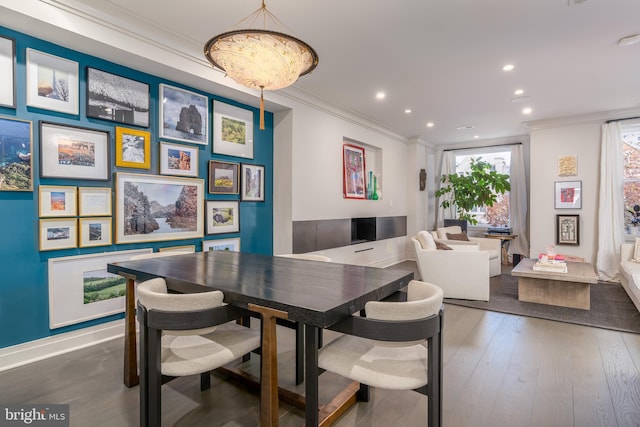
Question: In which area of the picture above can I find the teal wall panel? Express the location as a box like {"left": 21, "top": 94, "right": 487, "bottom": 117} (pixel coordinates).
{"left": 0, "top": 26, "right": 273, "bottom": 348}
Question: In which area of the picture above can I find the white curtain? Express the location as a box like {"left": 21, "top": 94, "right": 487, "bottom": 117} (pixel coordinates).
{"left": 508, "top": 145, "right": 530, "bottom": 257}
{"left": 596, "top": 122, "right": 625, "bottom": 282}
{"left": 436, "top": 150, "right": 456, "bottom": 228}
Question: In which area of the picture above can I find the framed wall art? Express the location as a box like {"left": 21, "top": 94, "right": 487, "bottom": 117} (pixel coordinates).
{"left": 0, "top": 35, "right": 16, "bottom": 108}
{"left": 115, "top": 173, "right": 204, "bottom": 243}
{"left": 212, "top": 100, "right": 254, "bottom": 159}
{"left": 206, "top": 200, "right": 240, "bottom": 235}
{"left": 554, "top": 180, "right": 581, "bottom": 209}
{"left": 0, "top": 116, "right": 33, "bottom": 191}
{"left": 47, "top": 248, "right": 152, "bottom": 329}
{"left": 159, "top": 142, "right": 199, "bottom": 177}
{"left": 343, "top": 143, "right": 366, "bottom": 199}
{"left": 159, "top": 84, "right": 208, "bottom": 145}
{"left": 78, "top": 187, "right": 111, "bottom": 216}
{"left": 556, "top": 214, "right": 579, "bottom": 245}
{"left": 40, "top": 122, "right": 110, "bottom": 181}
{"left": 26, "top": 48, "right": 79, "bottom": 115}
{"left": 115, "top": 127, "right": 150, "bottom": 169}
{"left": 208, "top": 160, "right": 239, "bottom": 194}
{"left": 87, "top": 67, "right": 150, "bottom": 127}
{"left": 241, "top": 163, "right": 264, "bottom": 201}
{"left": 159, "top": 245, "right": 195, "bottom": 253}
{"left": 203, "top": 237, "right": 240, "bottom": 252}
{"left": 39, "top": 218, "right": 77, "bottom": 251}
{"left": 558, "top": 155, "right": 577, "bottom": 177}
{"left": 39, "top": 185, "right": 77, "bottom": 217}
{"left": 79, "top": 217, "right": 112, "bottom": 248}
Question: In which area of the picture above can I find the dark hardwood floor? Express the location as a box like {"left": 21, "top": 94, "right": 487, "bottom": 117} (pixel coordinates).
{"left": 1, "top": 262, "right": 639, "bottom": 426}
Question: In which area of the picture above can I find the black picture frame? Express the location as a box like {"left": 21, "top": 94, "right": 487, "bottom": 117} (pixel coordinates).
{"left": 556, "top": 214, "right": 579, "bottom": 245}
{"left": 86, "top": 67, "right": 150, "bottom": 128}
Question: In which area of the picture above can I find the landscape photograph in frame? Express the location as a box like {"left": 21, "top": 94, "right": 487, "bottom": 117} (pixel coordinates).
{"left": 159, "top": 84, "right": 208, "bottom": 145}
{"left": 26, "top": 48, "right": 79, "bottom": 114}
{"left": 0, "top": 116, "right": 33, "bottom": 191}
{"left": 0, "top": 35, "right": 16, "bottom": 108}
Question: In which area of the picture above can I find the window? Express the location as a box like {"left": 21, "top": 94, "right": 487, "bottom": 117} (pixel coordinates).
{"left": 455, "top": 150, "right": 511, "bottom": 227}
{"left": 622, "top": 124, "right": 640, "bottom": 231}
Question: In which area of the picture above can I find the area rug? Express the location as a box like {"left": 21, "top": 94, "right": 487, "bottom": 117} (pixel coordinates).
{"left": 444, "top": 272, "right": 640, "bottom": 334}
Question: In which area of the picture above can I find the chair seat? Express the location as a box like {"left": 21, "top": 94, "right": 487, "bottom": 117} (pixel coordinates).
{"left": 161, "top": 323, "right": 260, "bottom": 377}
{"left": 318, "top": 334, "right": 428, "bottom": 390}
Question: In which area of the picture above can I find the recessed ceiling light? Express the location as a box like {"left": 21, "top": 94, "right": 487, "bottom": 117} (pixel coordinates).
{"left": 456, "top": 125, "right": 475, "bottom": 130}
{"left": 375, "top": 92, "right": 386, "bottom": 100}
{"left": 404, "top": 108, "right": 412, "bottom": 114}
{"left": 522, "top": 107, "right": 532, "bottom": 114}
{"left": 474, "top": 135, "right": 480, "bottom": 139}
{"left": 426, "top": 122, "right": 434, "bottom": 128}
{"left": 514, "top": 89, "right": 524, "bottom": 95}
{"left": 502, "top": 64, "right": 514, "bottom": 72}
{"left": 618, "top": 34, "right": 640, "bottom": 46}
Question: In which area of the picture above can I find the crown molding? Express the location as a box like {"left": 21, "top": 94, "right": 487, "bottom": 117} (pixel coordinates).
{"left": 523, "top": 107, "right": 640, "bottom": 130}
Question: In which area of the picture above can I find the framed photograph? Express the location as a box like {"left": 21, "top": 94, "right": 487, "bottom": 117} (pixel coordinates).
{"left": 0, "top": 116, "right": 33, "bottom": 191}
{"left": 115, "top": 127, "right": 150, "bottom": 169}
{"left": 209, "top": 160, "right": 239, "bottom": 194}
{"left": 116, "top": 173, "right": 204, "bottom": 243}
{"left": 241, "top": 163, "right": 265, "bottom": 201}
{"left": 554, "top": 180, "right": 581, "bottom": 209}
{"left": 212, "top": 100, "right": 254, "bottom": 159}
{"left": 558, "top": 155, "right": 577, "bottom": 177}
{"left": 47, "top": 248, "right": 152, "bottom": 328}
{"left": 0, "top": 35, "right": 16, "bottom": 108}
{"left": 159, "top": 84, "right": 208, "bottom": 145}
{"left": 26, "top": 48, "right": 79, "bottom": 115}
{"left": 343, "top": 143, "right": 366, "bottom": 199}
{"left": 159, "top": 245, "right": 195, "bottom": 253}
{"left": 40, "top": 122, "right": 110, "bottom": 181}
{"left": 87, "top": 67, "right": 150, "bottom": 127}
{"left": 159, "top": 142, "right": 199, "bottom": 177}
{"left": 79, "top": 217, "right": 112, "bottom": 248}
{"left": 203, "top": 237, "right": 240, "bottom": 252}
{"left": 78, "top": 187, "right": 111, "bottom": 216}
{"left": 206, "top": 200, "right": 240, "bottom": 235}
{"left": 39, "top": 218, "right": 77, "bottom": 251}
{"left": 39, "top": 185, "right": 77, "bottom": 217}
{"left": 556, "top": 214, "right": 579, "bottom": 245}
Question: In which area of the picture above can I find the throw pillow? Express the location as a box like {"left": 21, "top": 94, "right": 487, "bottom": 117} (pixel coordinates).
{"left": 446, "top": 232, "right": 470, "bottom": 241}
{"left": 436, "top": 225, "right": 462, "bottom": 239}
{"left": 633, "top": 237, "right": 640, "bottom": 263}
{"left": 435, "top": 241, "right": 453, "bottom": 250}
{"left": 416, "top": 231, "right": 437, "bottom": 250}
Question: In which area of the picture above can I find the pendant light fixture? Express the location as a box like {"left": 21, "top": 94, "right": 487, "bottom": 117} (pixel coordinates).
{"left": 204, "top": 1, "right": 319, "bottom": 130}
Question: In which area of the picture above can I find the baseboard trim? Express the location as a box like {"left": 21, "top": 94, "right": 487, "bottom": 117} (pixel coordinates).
{"left": 0, "top": 320, "right": 124, "bottom": 372}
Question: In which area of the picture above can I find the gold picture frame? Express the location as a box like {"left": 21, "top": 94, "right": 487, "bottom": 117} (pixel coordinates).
{"left": 39, "top": 218, "right": 77, "bottom": 251}
{"left": 79, "top": 217, "right": 112, "bottom": 247}
{"left": 38, "top": 185, "right": 77, "bottom": 217}
{"left": 115, "top": 127, "right": 151, "bottom": 169}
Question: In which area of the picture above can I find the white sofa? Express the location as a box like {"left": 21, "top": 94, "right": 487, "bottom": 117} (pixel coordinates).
{"left": 432, "top": 226, "right": 502, "bottom": 277}
{"left": 411, "top": 231, "right": 490, "bottom": 301}
{"left": 618, "top": 243, "right": 640, "bottom": 312}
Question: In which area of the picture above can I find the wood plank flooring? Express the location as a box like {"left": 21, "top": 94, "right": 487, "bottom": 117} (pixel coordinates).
{"left": 1, "top": 268, "right": 639, "bottom": 426}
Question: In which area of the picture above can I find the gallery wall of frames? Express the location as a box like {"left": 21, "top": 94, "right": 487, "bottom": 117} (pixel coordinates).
{"left": 0, "top": 26, "right": 274, "bottom": 348}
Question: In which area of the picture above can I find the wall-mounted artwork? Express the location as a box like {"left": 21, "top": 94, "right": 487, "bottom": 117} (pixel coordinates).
{"left": 206, "top": 200, "right": 240, "bottom": 235}
{"left": 78, "top": 187, "right": 111, "bottom": 216}
{"left": 212, "top": 100, "right": 254, "bottom": 159}
{"left": 556, "top": 214, "right": 579, "bottom": 245}
{"left": 39, "top": 185, "right": 77, "bottom": 217}
{"left": 79, "top": 217, "right": 112, "bottom": 247}
{"left": 159, "top": 245, "right": 195, "bottom": 253}
{"left": 0, "top": 35, "right": 16, "bottom": 108}
{"left": 343, "top": 143, "right": 366, "bottom": 199}
{"left": 40, "top": 122, "right": 110, "bottom": 181}
{"left": 159, "top": 142, "right": 199, "bottom": 177}
{"left": 558, "top": 155, "right": 578, "bottom": 176}
{"left": 115, "top": 173, "right": 204, "bottom": 243}
{"left": 47, "top": 248, "right": 152, "bottom": 329}
{"left": 159, "top": 84, "right": 208, "bottom": 145}
{"left": 555, "top": 180, "right": 581, "bottom": 209}
{"left": 203, "top": 237, "right": 240, "bottom": 252}
{"left": 26, "top": 49, "right": 79, "bottom": 115}
{"left": 208, "top": 160, "right": 239, "bottom": 194}
{"left": 39, "top": 218, "right": 77, "bottom": 251}
{"left": 0, "top": 116, "right": 33, "bottom": 191}
{"left": 87, "top": 67, "right": 150, "bottom": 127}
{"left": 241, "top": 163, "right": 264, "bottom": 201}
{"left": 115, "top": 127, "right": 150, "bottom": 169}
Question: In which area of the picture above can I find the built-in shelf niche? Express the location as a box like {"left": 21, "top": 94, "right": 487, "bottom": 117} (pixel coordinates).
{"left": 344, "top": 136, "right": 382, "bottom": 199}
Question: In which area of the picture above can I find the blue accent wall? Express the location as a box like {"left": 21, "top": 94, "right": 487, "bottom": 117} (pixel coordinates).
{"left": 0, "top": 26, "right": 273, "bottom": 348}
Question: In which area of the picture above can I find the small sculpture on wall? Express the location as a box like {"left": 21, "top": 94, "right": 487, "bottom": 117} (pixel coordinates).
{"left": 419, "top": 169, "right": 426, "bottom": 191}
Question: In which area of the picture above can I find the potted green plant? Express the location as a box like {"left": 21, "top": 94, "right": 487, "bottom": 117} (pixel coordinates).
{"left": 435, "top": 157, "right": 510, "bottom": 229}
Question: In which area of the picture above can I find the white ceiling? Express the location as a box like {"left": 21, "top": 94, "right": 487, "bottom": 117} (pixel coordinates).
{"left": 10, "top": 0, "right": 640, "bottom": 145}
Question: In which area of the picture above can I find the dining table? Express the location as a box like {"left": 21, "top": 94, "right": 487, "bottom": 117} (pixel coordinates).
{"left": 108, "top": 250, "right": 413, "bottom": 427}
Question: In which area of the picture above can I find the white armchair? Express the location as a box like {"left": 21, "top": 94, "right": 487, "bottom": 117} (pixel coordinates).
{"left": 435, "top": 226, "right": 501, "bottom": 277}
{"left": 411, "top": 231, "right": 490, "bottom": 301}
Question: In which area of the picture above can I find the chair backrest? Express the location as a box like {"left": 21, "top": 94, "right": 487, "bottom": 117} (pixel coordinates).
{"left": 413, "top": 231, "right": 437, "bottom": 251}
{"left": 365, "top": 280, "right": 443, "bottom": 322}
{"left": 436, "top": 225, "right": 463, "bottom": 239}
{"left": 277, "top": 253, "right": 331, "bottom": 262}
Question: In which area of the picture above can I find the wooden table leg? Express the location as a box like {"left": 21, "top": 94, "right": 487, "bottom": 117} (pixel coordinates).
{"left": 123, "top": 276, "right": 139, "bottom": 387}
{"left": 248, "top": 303, "right": 289, "bottom": 427}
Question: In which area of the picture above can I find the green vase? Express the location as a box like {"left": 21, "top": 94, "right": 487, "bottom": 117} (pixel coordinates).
{"left": 372, "top": 176, "right": 379, "bottom": 200}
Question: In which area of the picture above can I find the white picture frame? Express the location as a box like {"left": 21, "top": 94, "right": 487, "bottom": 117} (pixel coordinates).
{"left": 213, "top": 100, "right": 254, "bottom": 159}
{"left": 206, "top": 200, "right": 240, "bottom": 235}
{"left": 39, "top": 218, "right": 77, "bottom": 251}
{"left": 38, "top": 185, "right": 77, "bottom": 217}
{"left": 159, "top": 142, "right": 199, "bottom": 177}
{"left": 241, "top": 163, "right": 265, "bottom": 201}
{"left": 26, "top": 48, "right": 79, "bottom": 115}
{"left": 159, "top": 84, "right": 208, "bottom": 145}
{"left": 48, "top": 248, "right": 152, "bottom": 329}
{"left": 78, "top": 187, "right": 112, "bottom": 216}
{"left": 79, "top": 217, "right": 112, "bottom": 247}
{"left": 0, "top": 35, "right": 16, "bottom": 108}
{"left": 203, "top": 237, "right": 241, "bottom": 252}
{"left": 159, "top": 245, "right": 196, "bottom": 253}
{"left": 554, "top": 180, "right": 582, "bottom": 209}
